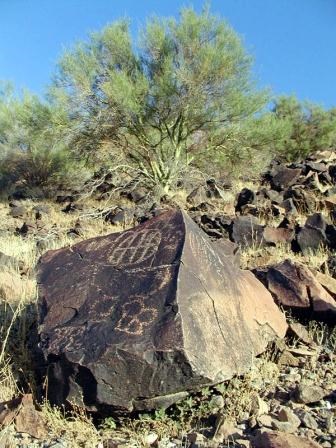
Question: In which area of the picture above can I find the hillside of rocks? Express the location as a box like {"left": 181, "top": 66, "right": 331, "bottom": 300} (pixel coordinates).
{"left": 0, "top": 151, "right": 335, "bottom": 448}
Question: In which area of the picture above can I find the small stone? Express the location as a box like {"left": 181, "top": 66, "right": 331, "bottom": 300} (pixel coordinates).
{"left": 209, "top": 394, "right": 224, "bottom": 411}
{"left": 146, "top": 433, "right": 158, "bottom": 446}
{"left": 235, "top": 188, "right": 255, "bottom": 213}
{"left": 9, "top": 205, "right": 27, "bottom": 218}
{"left": 271, "top": 419, "right": 297, "bottom": 434}
{"left": 215, "top": 418, "right": 241, "bottom": 441}
{"left": 277, "top": 406, "right": 301, "bottom": 428}
{"left": 251, "top": 395, "right": 269, "bottom": 417}
{"left": 296, "top": 410, "right": 318, "bottom": 429}
{"left": 271, "top": 166, "right": 302, "bottom": 190}
{"left": 187, "top": 432, "right": 207, "bottom": 444}
{"left": 257, "top": 414, "right": 273, "bottom": 428}
{"left": 263, "top": 227, "right": 294, "bottom": 245}
{"left": 294, "top": 384, "right": 326, "bottom": 404}
{"left": 277, "top": 350, "right": 300, "bottom": 367}
{"left": 288, "top": 322, "right": 313, "bottom": 345}
{"left": 281, "top": 198, "right": 298, "bottom": 216}
{"left": 252, "top": 430, "right": 323, "bottom": 447}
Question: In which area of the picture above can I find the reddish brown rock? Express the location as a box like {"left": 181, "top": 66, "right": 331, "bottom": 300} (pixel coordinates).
{"left": 38, "top": 210, "right": 286, "bottom": 413}
{"left": 0, "top": 395, "right": 47, "bottom": 439}
{"left": 267, "top": 259, "right": 336, "bottom": 318}
{"left": 263, "top": 227, "right": 294, "bottom": 245}
{"left": 311, "top": 269, "right": 336, "bottom": 298}
{"left": 252, "top": 430, "right": 323, "bottom": 448}
{"left": 14, "top": 395, "right": 48, "bottom": 439}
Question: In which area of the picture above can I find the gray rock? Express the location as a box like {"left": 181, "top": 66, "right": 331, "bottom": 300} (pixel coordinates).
{"left": 281, "top": 198, "right": 298, "bottom": 216}
{"left": 294, "top": 384, "right": 327, "bottom": 404}
{"left": 9, "top": 205, "right": 27, "bottom": 218}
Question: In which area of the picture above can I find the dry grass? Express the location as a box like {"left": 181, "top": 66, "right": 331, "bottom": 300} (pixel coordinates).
{"left": 0, "top": 190, "right": 334, "bottom": 446}
{"left": 0, "top": 198, "right": 146, "bottom": 446}
{"left": 41, "top": 403, "right": 102, "bottom": 448}
{"left": 240, "top": 241, "right": 331, "bottom": 271}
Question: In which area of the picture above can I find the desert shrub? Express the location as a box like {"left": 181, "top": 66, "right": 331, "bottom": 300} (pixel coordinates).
{"left": 271, "top": 96, "right": 336, "bottom": 161}
{"left": 0, "top": 87, "right": 89, "bottom": 194}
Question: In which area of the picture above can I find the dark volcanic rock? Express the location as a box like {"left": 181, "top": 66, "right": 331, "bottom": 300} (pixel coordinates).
{"left": 186, "top": 186, "right": 208, "bottom": 206}
{"left": 264, "top": 189, "right": 284, "bottom": 205}
{"left": 37, "top": 210, "right": 286, "bottom": 413}
{"left": 281, "top": 198, "right": 298, "bottom": 216}
{"left": 297, "top": 213, "right": 328, "bottom": 254}
{"left": 305, "top": 213, "right": 328, "bottom": 232}
{"left": 270, "top": 166, "right": 302, "bottom": 191}
{"left": 231, "top": 216, "right": 265, "bottom": 247}
{"left": 252, "top": 430, "right": 323, "bottom": 448}
{"left": 105, "top": 208, "right": 135, "bottom": 227}
{"left": 326, "top": 256, "right": 336, "bottom": 278}
{"left": 198, "top": 213, "right": 232, "bottom": 238}
{"left": 283, "top": 187, "right": 317, "bottom": 214}
{"left": 329, "top": 165, "right": 336, "bottom": 183}
{"left": 297, "top": 227, "right": 326, "bottom": 254}
{"left": 9, "top": 205, "right": 27, "bottom": 218}
{"left": 235, "top": 188, "right": 255, "bottom": 213}
{"left": 305, "top": 161, "right": 328, "bottom": 173}
{"left": 206, "top": 179, "right": 226, "bottom": 199}
{"left": 326, "top": 224, "right": 336, "bottom": 250}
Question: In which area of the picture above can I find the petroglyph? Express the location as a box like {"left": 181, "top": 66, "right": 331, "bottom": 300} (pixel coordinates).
{"left": 190, "top": 232, "right": 214, "bottom": 266}
{"left": 108, "top": 229, "right": 161, "bottom": 267}
{"left": 115, "top": 295, "right": 158, "bottom": 335}
{"left": 49, "top": 325, "right": 85, "bottom": 353}
{"left": 189, "top": 232, "right": 225, "bottom": 279}
{"left": 86, "top": 294, "right": 117, "bottom": 321}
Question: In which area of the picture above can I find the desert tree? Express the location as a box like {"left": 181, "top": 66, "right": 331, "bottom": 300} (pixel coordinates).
{"left": 51, "top": 7, "right": 276, "bottom": 192}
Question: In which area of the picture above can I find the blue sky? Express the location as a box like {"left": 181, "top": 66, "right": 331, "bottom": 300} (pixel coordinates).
{"left": 1, "top": 0, "right": 335, "bottom": 107}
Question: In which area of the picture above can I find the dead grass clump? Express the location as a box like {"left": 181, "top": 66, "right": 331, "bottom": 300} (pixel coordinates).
{"left": 240, "top": 243, "right": 330, "bottom": 271}
{"left": 41, "top": 403, "right": 101, "bottom": 448}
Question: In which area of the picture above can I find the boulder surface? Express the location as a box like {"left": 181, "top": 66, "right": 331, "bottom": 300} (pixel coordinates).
{"left": 38, "top": 210, "right": 286, "bottom": 413}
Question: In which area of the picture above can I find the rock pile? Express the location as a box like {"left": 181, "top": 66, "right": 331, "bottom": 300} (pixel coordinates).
{"left": 189, "top": 152, "right": 336, "bottom": 258}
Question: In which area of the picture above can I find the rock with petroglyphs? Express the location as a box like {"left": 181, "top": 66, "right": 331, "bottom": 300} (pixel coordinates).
{"left": 37, "top": 209, "right": 286, "bottom": 413}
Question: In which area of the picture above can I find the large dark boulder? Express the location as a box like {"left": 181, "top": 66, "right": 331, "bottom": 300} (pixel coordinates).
{"left": 37, "top": 210, "right": 286, "bottom": 413}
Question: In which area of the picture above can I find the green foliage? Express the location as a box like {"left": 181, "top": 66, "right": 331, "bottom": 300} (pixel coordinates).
{"left": 0, "top": 88, "right": 86, "bottom": 193}
{"left": 50, "top": 7, "right": 271, "bottom": 192}
{"left": 271, "top": 96, "right": 336, "bottom": 161}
